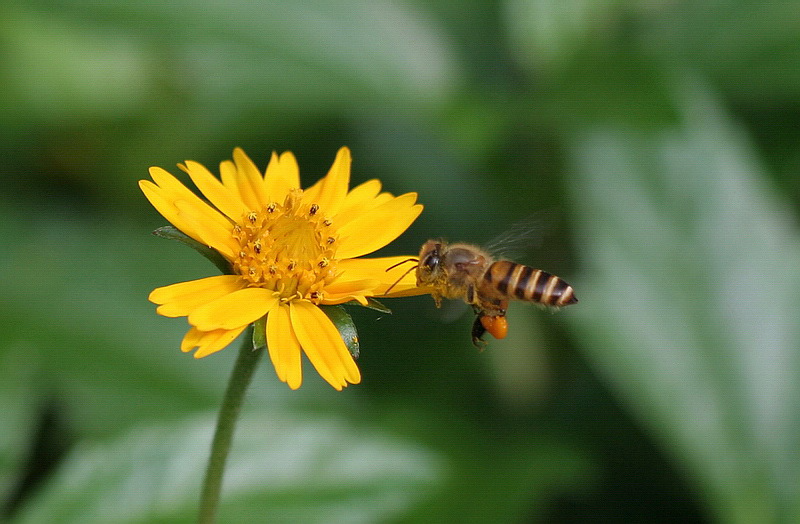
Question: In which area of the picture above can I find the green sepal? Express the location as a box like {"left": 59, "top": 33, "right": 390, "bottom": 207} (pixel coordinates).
{"left": 320, "top": 305, "right": 360, "bottom": 360}
{"left": 252, "top": 316, "right": 267, "bottom": 350}
{"left": 343, "top": 297, "right": 392, "bottom": 314}
{"left": 153, "top": 225, "right": 233, "bottom": 275}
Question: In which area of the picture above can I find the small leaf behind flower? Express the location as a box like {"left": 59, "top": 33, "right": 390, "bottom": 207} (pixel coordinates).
{"left": 152, "top": 226, "right": 232, "bottom": 275}
{"left": 252, "top": 317, "right": 266, "bottom": 350}
{"left": 320, "top": 305, "right": 360, "bottom": 359}
{"left": 343, "top": 297, "right": 392, "bottom": 314}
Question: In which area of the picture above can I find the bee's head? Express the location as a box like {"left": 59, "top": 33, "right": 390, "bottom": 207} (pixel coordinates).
{"left": 416, "top": 240, "right": 444, "bottom": 284}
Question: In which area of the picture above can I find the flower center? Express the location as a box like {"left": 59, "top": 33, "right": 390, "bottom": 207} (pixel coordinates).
{"left": 233, "top": 189, "right": 338, "bottom": 302}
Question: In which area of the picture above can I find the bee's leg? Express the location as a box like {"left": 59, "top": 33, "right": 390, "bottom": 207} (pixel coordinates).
{"left": 466, "top": 285, "right": 476, "bottom": 305}
{"left": 471, "top": 315, "right": 488, "bottom": 350}
{"left": 431, "top": 291, "right": 443, "bottom": 308}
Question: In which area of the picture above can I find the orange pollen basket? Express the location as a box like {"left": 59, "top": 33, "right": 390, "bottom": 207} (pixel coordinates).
{"left": 480, "top": 315, "right": 509, "bottom": 339}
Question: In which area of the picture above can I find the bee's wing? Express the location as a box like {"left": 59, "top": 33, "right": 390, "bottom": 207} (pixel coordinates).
{"left": 438, "top": 298, "right": 470, "bottom": 323}
{"left": 483, "top": 212, "right": 553, "bottom": 262}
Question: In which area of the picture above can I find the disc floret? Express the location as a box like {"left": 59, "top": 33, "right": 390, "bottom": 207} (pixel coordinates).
{"left": 232, "top": 189, "right": 338, "bottom": 304}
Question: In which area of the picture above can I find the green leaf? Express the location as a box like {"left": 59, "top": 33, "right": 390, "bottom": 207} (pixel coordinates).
{"left": 566, "top": 84, "right": 800, "bottom": 523}
{"left": 503, "top": 0, "right": 623, "bottom": 68}
{"left": 639, "top": 0, "right": 800, "bottom": 102}
{"left": 153, "top": 226, "right": 232, "bottom": 275}
{"left": 13, "top": 413, "right": 443, "bottom": 523}
{"left": 320, "top": 305, "right": 360, "bottom": 360}
{"left": 0, "top": 343, "right": 45, "bottom": 500}
{"left": 4, "top": 0, "right": 458, "bottom": 120}
{"left": 0, "top": 215, "right": 247, "bottom": 440}
{"left": 504, "top": 0, "right": 800, "bottom": 104}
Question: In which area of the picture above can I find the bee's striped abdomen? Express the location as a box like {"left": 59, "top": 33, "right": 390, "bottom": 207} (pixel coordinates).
{"left": 485, "top": 261, "right": 577, "bottom": 307}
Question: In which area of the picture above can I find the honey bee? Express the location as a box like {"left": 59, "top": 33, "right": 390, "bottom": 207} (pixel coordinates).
{"left": 388, "top": 240, "right": 577, "bottom": 347}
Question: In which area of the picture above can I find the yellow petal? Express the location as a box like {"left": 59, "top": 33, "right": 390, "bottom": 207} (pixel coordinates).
{"left": 264, "top": 151, "right": 300, "bottom": 203}
{"left": 334, "top": 192, "right": 395, "bottom": 228}
{"left": 148, "top": 166, "right": 196, "bottom": 200}
{"left": 139, "top": 180, "right": 201, "bottom": 242}
{"left": 382, "top": 285, "right": 436, "bottom": 298}
{"left": 181, "top": 326, "right": 246, "bottom": 358}
{"left": 320, "top": 294, "right": 369, "bottom": 306}
{"left": 180, "top": 160, "right": 248, "bottom": 221}
{"left": 335, "top": 193, "right": 423, "bottom": 259}
{"left": 266, "top": 304, "right": 302, "bottom": 389}
{"left": 219, "top": 160, "right": 240, "bottom": 196}
{"left": 143, "top": 165, "right": 239, "bottom": 258}
{"left": 172, "top": 196, "right": 232, "bottom": 235}
{"left": 320, "top": 278, "right": 380, "bottom": 305}
{"left": 290, "top": 300, "right": 361, "bottom": 390}
{"left": 336, "top": 179, "right": 381, "bottom": 218}
{"left": 233, "top": 148, "right": 270, "bottom": 210}
{"left": 174, "top": 200, "right": 238, "bottom": 260}
{"left": 181, "top": 327, "right": 204, "bottom": 353}
{"left": 195, "top": 327, "right": 245, "bottom": 358}
{"left": 141, "top": 183, "right": 238, "bottom": 262}
{"left": 324, "top": 278, "right": 380, "bottom": 295}
{"left": 303, "top": 147, "right": 351, "bottom": 217}
{"left": 336, "top": 256, "right": 425, "bottom": 295}
{"left": 150, "top": 275, "right": 244, "bottom": 317}
{"left": 188, "top": 287, "right": 279, "bottom": 331}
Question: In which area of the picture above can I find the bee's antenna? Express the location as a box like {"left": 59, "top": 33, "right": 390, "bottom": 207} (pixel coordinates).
{"left": 385, "top": 258, "right": 418, "bottom": 272}
{"left": 383, "top": 258, "right": 419, "bottom": 295}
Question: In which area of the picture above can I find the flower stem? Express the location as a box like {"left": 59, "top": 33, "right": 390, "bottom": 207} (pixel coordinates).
{"left": 198, "top": 330, "right": 262, "bottom": 524}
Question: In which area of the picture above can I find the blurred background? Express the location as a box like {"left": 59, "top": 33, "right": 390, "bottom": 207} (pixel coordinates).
{"left": 2, "top": 0, "right": 800, "bottom": 522}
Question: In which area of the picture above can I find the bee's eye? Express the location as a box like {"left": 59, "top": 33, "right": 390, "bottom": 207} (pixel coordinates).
{"left": 422, "top": 253, "right": 439, "bottom": 270}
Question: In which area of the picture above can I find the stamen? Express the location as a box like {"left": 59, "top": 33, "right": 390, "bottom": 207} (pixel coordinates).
{"left": 267, "top": 202, "right": 277, "bottom": 213}
{"left": 327, "top": 237, "right": 335, "bottom": 244}
{"left": 247, "top": 211, "right": 258, "bottom": 223}
{"left": 310, "top": 204, "right": 319, "bottom": 215}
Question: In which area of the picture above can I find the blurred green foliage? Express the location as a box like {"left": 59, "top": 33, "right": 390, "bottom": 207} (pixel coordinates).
{"left": 2, "top": 0, "right": 800, "bottom": 522}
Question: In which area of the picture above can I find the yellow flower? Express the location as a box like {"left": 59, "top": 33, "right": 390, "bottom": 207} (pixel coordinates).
{"left": 140, "top": 147, "right": 423, "bottom": 390}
